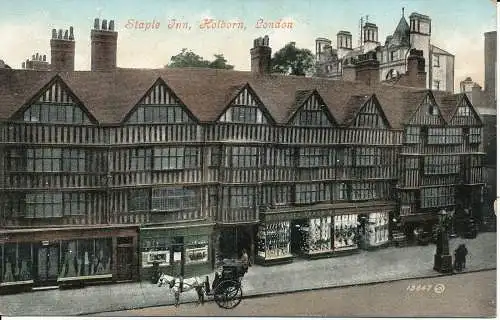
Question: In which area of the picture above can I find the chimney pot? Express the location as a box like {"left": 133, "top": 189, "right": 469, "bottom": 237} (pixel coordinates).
{"left": 52, "top": 28, "right": 57, "bottom": 39}
{"left": 35, "top": 53, "right": 39, "bottom": 60}
{"left": 43, "top": 54, "right": 46, "bottom": 61}
{"left": 22, "top": 62, "right": 26, "bottom": 69}
{"left": 94, "top": 18, "right": 100, "bottom": 29}
{"left": 109, "top": 20, "right": 115, "bottom": 31}
{"left": 69, "top": 26, "right": 74, "bottom": 40}
{"left": 32, "top": 54, "right": 35, "bottom": 61}
{"left": 64, "top": 30, "right": 69, "bottom": 40}
{"left": 58, "top": 29, "right": 63, "bottom": 39}
{"left": 102, "top": 19, "right": 107, "bottom": 30}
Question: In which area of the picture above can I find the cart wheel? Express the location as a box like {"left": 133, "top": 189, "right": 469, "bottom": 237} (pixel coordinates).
{"left": 214, "top": 280, "right": 242, "bottom": 309}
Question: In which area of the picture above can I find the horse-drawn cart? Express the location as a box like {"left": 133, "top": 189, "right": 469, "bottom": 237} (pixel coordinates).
{"left": 157, "top": 259, "right": 247, "bottom": 309}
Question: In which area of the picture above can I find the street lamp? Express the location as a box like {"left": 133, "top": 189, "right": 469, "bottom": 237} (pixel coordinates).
{"left": 433, "top": 209, "right": 453, "bottom": 273}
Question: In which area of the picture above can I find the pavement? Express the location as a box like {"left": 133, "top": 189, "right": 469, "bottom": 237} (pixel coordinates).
{"left": 0, "top": 232, "right": 496, "bottom": 316}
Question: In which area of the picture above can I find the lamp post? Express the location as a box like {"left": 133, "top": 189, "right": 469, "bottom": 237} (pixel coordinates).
{"left": 433, "top": 209, "right": 453, "bottom": 273}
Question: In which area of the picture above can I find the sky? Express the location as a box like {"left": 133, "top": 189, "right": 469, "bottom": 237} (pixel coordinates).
{"left": 0, "top": 0, "right": 496, "bottom": 92}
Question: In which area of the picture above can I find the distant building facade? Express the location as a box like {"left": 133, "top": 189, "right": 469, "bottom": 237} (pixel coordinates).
{"left": 315, "top": 11, "right": 455, "bottom": 92}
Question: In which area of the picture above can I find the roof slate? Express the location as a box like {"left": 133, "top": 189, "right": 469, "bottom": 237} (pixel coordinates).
{"left": 0, "top": 67, "right": 473, "bottom": 128}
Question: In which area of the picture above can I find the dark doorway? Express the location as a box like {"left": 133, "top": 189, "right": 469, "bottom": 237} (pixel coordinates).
{"left": 218, "top": 226, "right": 254, "bottom": 260}
{"left": 290, "top": 219, "right": 308, "bottom": 255}
{"left": 116, "top": 246, "right": 133, "bottom": 281}
{"left": 35, "top": 243, "right": 59, "bottom": 286}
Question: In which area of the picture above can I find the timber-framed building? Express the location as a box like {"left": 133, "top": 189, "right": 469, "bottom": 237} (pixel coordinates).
{"left": 0, "top": 19, "right": 485, "bottom": 292}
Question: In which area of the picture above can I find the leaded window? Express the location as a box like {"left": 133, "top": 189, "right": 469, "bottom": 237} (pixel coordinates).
{"left": 424, "top": 156, "right": 460, "bottom": 175}
{"left": 469, "top": 127, "right": 482, "bottom": 144}
{"left": 220, "top": 106, "right": 267, "bottom": 124}
{"left": 299, "top": 148, "right": 334, "bottom": 167}
{"left": 23, "top": 103, "right": 90, "bottom": 124}
{"left": 153, "top": 147, "right": 199, "bottom": 170}
{"left": 228, "top": 147, "right": 258, "bottom": 168}
{"left": 427, "top": 128, "right": 462, "bottom": 144}
{"left": 63, "top": 193, "right": 87, "bottom": 215}
{"left": 354, "top": 148, "right": 380, "bottom": 167}
{"left": 274, "top": 185, "right": 291, "bottom": 205}
{"left": 130, "top": 148, "right": 152, "bottom": 171}
{"left": 405, "top": 126, "right": 421, "bottom": 144}
{"left": 457, "top": 106, "right": 471, "bottom": 117}
{"left": 275, "top": 148, "right": 294, "bottom": 167}
{"left": 421, "top": 186, "right": 455, "bottom": 208}
{"left": 151, "top": 187, "right": 199, "bottom": 211}
{"left": 223, "top": 187, "right": 255, "bottom": 208}
{"left": 351, "top": 182, "right": 376, "bottom": 201}
{"left": 127, "top": 106, "right": 192, "bottom": 124}
{"left": 292, "top": 109, "right": 331, "bottom": 127}
{"left": 295, "top": 183, "right": 329, "bottom": 204}
{"left": 25, "top": 193, "right": 63, "bottom": 218}
{"left": 128, "top": 189, "right": 150, "bottom": 212}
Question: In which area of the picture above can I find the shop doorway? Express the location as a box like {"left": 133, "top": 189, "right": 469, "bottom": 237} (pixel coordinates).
{"left": 218, "top": 226, "right": 255, "bottom": 261}
{"left": 116, "top": 237, "right": 134, "bottom": 281}
{"left": 35, "top": 243, "right": 59, "bottom": 287}
{"left": 290, "top": 219, "right": 308, "bottom": 255}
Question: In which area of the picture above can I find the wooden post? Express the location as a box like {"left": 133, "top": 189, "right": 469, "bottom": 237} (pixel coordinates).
{"left": 112, "top": 237, "right": 117, "bottom": 280}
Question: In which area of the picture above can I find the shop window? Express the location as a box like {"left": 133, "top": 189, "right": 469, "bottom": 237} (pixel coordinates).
{"left": 59, "top": 239, "right": 112, "bottom": 278}
{"left": 257, "top": 222, "right": 291, "bottom": 259}
{"left": 2, "top": 243, "right": 33, "bottom": 283}
{"left": 141, "top": 238, "right": 170, "bottom": 268}
{"left": 185, "top": 236, "right": 209, "bottom": 265}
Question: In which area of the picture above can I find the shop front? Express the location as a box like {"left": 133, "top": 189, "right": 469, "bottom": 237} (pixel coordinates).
{"left": 139, "top": 223, "right": 213, "bottom": 280}
{"left": 214, "top": 224, "right": 257, "bottom": 264}
{"left": 0, "top": 225, "right": 139, "bottom": 294}
{"left": 258, "top": 201, "right": 396, "bottom": 264}
{"left": 358, "top": 212, "right": 391, "bottom": 250}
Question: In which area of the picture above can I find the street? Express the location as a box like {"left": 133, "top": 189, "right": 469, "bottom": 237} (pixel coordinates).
{"left": 98, "top": 270, "right": 496, "bottom": 317}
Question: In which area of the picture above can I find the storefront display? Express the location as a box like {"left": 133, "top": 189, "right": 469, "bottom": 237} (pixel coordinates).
{"left": 1, "top": 243, "right": 33, "bottom": 284}
{"left": 365, "top": 212, "right": 390, "bottom": 247}
{"left": 256, "top": 222, "right": 292, "bottom": 262}
{"left": 307, "top": 217, "right": 332, "bottom": 253}
{"left": 59, "top": 238, "right": 112, "bottom": 278}
{"left": 333, "top": 214, "right": 358, "bottom": 251}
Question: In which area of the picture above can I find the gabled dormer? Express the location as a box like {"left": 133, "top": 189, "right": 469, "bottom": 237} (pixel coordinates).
{"left": 407, "top": 91, "right": 445, "bottom": 126}
{"left": 349, "top": 95, "right": 390, "bottom": 129}
{"left": 218, "top": 84, "right": 273, "bottom": 124}
{"left": 125, "top": 78, "right": 197, "bottom": 124}
{"left": 17, "top": 76, "right": 95, "bottom": 125}
{"left": 289, "top": 90, "right": 336, "bottom": 127}
{"left": 448, "top": 94, "right": 482, "bottom": 126}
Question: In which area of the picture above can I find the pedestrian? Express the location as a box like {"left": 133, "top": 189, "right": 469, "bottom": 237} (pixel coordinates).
{"left": 240, "top": 248, "right": 249, "bottom": 274}
{"left": 454, "top": 244, "right": 468, "bottom": 271}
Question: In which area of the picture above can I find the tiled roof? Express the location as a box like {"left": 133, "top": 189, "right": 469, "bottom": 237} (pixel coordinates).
{"left": 0, "top": 67, "right": 471, "bottom": 129}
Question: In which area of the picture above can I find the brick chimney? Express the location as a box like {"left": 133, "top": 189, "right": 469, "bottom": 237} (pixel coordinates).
{"left": 250, "top": 35, "right": 271, "bottom": 75}
{"left": 341, "top": 58, "right": 357, "bottom": 82}
{"left": 50, "top": 26, "right": 75, "bottom": 71}
{"left": 355, "top": 51, "right": 380, "bottom": 86}
{"left": 91, "top": 18, "right": 117, "bottom": 71}
{"left": 406, "top": 49, "right": 426, "bottom": 88}
{"left": 22, "top": 52, "right": 50, "bottom": 71}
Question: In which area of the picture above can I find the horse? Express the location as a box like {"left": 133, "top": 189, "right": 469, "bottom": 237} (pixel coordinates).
{"left": 157, "top": 273, "right": 207, "bottom": 307}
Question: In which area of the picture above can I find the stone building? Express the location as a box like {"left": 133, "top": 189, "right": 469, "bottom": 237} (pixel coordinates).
{"left": 0, "top": 19, "right": 484, "bottom": 293}
{"left": 315, "top": 10, "right": 455, "bottom": 92}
